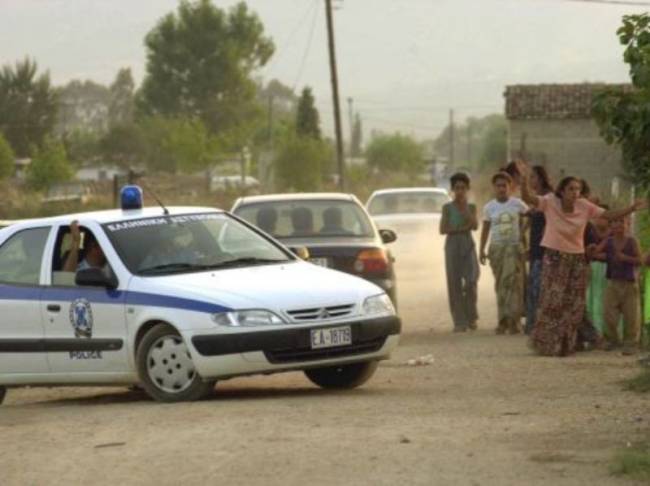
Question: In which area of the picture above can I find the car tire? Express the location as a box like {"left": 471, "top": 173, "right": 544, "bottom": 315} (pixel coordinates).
{"left": 304, "top": 361, "right": 378, "bottom": 389}
{"left": 136, "top": 323, "right": 215, "bottom": 403}
{"left": 0, "top": 386, "right": 6, "bottom": 405}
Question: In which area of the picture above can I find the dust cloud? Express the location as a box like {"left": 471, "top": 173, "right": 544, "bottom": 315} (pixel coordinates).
{"left": 389, "top": 229, "right": 497, "bottom": 333}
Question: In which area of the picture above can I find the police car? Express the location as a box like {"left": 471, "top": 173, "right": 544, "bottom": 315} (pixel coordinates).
{"left": 0, "top": 187, "right": 400, "bottom": 403}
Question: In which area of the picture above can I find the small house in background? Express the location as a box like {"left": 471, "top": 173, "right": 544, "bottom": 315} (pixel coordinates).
{"left": 504, "top": 83, "right": 632, "bottom": 199}
{"left": 75, "top": 165, "right": 128, "bottom": 183}
{"left": 14, "top": 158, "right": 31, "bottom": 180}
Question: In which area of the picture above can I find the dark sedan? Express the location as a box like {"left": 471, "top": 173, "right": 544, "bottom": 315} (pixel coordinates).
{"left": 231, "top": 193, "right": 398, "bottom": 304}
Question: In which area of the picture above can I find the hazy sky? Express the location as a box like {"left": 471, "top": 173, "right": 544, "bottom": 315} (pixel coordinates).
{"left": 1, "top": 0, "right": 647, "bottom": 139}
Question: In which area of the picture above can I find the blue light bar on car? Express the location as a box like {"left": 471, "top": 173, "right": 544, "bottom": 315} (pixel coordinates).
{"left": 121, "top": 185, "right": 143, "bottom": 210}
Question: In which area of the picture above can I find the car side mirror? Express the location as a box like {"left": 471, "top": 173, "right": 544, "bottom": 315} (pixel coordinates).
{"left": 75, "top": 268, "right": 118, "bottom": 289}
{"left": 290, "top": 246, "right": 311, "bottom": 260}
{"left": 379, "top": 229, "right": 397, "bottom": 244}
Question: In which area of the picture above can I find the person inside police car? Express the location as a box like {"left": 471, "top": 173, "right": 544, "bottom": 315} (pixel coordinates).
{"left": 138, "top": 224, "right": 195, "bottom": 271}
{"left": 62, "top": 220, "right": 108, "bottom": 274}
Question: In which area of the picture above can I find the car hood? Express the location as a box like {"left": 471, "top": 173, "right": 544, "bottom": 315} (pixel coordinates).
{"left": 128, "top": 261, "right": 383, "bottom": 313}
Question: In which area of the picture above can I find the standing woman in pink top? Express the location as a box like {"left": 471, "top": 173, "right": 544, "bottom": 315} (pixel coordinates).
{"left": 518, "top": 162, "right": 646, "bottom": 356}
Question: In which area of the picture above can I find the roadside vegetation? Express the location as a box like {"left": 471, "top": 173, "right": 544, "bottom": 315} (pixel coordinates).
{"left": 610, "top": 442, "right": 650, "bottom": 481}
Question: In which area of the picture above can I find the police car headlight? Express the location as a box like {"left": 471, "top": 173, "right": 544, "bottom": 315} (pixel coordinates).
{"left": 212, "top": 310, "right": 285, "bottom": 327}
{"left": 362, "top": 294, "right": 395, "bottom": 317}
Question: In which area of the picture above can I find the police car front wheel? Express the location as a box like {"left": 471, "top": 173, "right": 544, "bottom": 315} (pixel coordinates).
{"left": 304, "top": 361, "right": 378, "bottom": 389}
{"left": 136, "top": 324, "right": 215, "bottom": 402}
{"left": 0, "top": 386, "right": 6, "bottom": 405}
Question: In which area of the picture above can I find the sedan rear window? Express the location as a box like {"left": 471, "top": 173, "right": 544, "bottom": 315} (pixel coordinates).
{"left": 234, "top": 200, "right": 374, "bottom": 239}
{"left": 368, "top": 192, "right": 450, "bottom": 216}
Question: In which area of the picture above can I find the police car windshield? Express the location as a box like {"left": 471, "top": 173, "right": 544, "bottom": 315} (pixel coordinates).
{"left": 103, "top": 213, "right": 291, "bottom": 276}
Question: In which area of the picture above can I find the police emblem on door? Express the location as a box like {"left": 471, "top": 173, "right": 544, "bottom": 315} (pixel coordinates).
{"left": 69, "top": 298, "right": 93, "bottom": 338}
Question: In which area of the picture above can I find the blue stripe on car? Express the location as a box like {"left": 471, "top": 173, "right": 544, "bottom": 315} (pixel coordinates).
{"left": 0, "top": 284, "right": 232, "bottom": 314}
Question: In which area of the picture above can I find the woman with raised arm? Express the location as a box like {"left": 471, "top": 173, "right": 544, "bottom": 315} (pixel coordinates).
{"left": 517, "top": 161, "right": 646, "bottom": 356}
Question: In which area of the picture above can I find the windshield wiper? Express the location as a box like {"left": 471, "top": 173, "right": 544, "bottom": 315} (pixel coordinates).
{"left": 207, "top": 257, "right": 288, "bottom": 269}
{"left": 139, "top": 262, "right": 210, "bottom": 275}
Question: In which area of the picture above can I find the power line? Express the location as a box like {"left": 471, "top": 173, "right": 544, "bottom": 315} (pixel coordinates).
{"left": 361, "top": 116, "right": 447, "bottom": 131}
{"left": 264, "top": 0, "right": 319, "bottom": 77}
{"left": 353, "top": 105, "right": 502, "bottom": 113}
{"left": 292, "top": 0, "right": 320, "bottom": 91}
{"left": 316, "top": 102, "right": 502, "bottom": 114}
{"left": 563, "top": 0, "right": 650, "bottom": 5}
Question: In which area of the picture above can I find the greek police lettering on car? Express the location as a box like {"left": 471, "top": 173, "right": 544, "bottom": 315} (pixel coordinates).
{"left": 0, "top": 186, "right": 400, "bottom": 404}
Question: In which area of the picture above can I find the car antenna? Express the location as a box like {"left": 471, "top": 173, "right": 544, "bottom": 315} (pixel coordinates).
{"left": 138, "top": 178, "right": 170, "bottom": 216}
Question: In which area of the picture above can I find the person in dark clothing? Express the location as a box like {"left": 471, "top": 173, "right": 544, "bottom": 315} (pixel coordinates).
{"left": 525, "top": 165, "right": 552, "bottom": 334}
{"left": 594, "top": 216, "right": 642, "bottom": 355}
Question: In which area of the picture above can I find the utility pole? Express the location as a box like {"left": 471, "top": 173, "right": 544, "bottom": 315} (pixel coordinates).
{"left": 449, "top": 109, "right": 455, "bottom": 167}
{"left": 347, "top": 97, "right": 354, "bottom": 156}
{"left": 267, "top": 95, "right": 274, "bottom": 151}
{"left": 325, "top": 0, "right": 345, "bottom": 191}
{"left": 467, "top": 122, "right": 472, "bottom": 165}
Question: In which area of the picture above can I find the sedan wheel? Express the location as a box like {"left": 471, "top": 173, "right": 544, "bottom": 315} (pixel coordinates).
{"left": 136, "top": 324, "right": 215, "bottom": 402}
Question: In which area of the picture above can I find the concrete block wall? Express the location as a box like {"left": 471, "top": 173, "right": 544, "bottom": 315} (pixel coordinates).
{"left": 508, "top": 118, "right": 626, "bottom": 199}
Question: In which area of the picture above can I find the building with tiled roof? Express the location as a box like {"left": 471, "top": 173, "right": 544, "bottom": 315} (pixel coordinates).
{"left": 504, "top": 83, "right": 631, "bottom": 199}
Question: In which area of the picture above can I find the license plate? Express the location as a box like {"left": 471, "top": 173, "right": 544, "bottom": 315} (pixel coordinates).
{"left": 310, "top": 257, "right": 329, "bottom": 268}
{"left": 310, "top": 326, "right": 352, "bottom": 349}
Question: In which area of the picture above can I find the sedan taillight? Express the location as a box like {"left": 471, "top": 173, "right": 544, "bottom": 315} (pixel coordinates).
{"left": 354, "top": 248, "right": 389, "bottom": 274}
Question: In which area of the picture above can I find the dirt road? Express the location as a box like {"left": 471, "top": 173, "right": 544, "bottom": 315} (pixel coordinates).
{"left": 1, "top": 252, "right": 648, "bottom": 485}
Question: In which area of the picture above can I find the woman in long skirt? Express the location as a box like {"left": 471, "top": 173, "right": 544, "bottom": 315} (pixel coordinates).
{"left": 518, "top": 163, "right": 646, "bottom": 356}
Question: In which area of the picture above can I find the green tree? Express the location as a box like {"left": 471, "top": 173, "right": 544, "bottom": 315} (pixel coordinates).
{"left": 350, "top": 113, "right": 363, "bottom": 157}
{"left": 478, "top": 116, "right": 507, "bottom": 171}
{"left": 57, "top": 79, "right": 110, "bottom": 135}
{"left": 296, "top": 87, "right": 321, "bottom": 140}
{"left": 63, "top": 130, "right": 101, "bottom": 167}
{"left": 139, "top": 116, "right": 217, "bottom": 173}
{"left": 366, "top": 133, "right": 424, "bottom": 177}
{"left": 0, "top": 58, "right": 58, "bottom": 157}
{"left": 433, "top": 114, "right": 506, "bottom": 170}
{"left": 274, "top": 136, "right": 332, "bottom": 191}
{"left": 0, "top": 133, "right": 14, "bottom": 179}
{"left": 593, "top": 13, "right": 650, "bottom": 188}
{"left": 258, "top": 79, "right": 298, "bottom": 119}
{"left": 109, "top": 68, "right": 135, "bottom": 127}
{"left": 27, "top": 137, "right": 73, "bottom": 190}
{"left": 137, "top": 0, "right": 274, "bottom": 144}
{"left": 99, "top": 123, "right": 146, "bottom": 168}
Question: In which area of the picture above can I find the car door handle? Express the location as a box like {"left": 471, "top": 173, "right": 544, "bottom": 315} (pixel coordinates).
{"left": 47, "top": 304, "right": 61, "bottom": 313}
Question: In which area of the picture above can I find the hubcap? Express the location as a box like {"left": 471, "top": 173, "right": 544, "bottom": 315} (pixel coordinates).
{"left": 147, "top": 335, "right": 196, "bottom": 394}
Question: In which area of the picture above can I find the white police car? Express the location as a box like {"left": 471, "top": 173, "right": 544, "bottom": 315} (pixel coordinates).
{"left": 0, "top": 187, "right": 400, "bottom": 403}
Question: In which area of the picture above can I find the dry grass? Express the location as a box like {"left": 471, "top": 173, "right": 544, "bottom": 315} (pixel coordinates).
{"left": 623, "top": 369, "right": 650, "bottom": 393}
{"left": 610, "top": 442, "right": 650, "bottom": 480}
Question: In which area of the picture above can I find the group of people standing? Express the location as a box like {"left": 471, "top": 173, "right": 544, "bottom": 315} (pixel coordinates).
{"left": 440, "top": 161, "right": 647, "bottom": 357}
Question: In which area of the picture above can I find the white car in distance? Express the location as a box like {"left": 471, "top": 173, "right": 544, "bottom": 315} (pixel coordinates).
{"left": 366, "top": 188, "right": 450, "bottom": 243}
